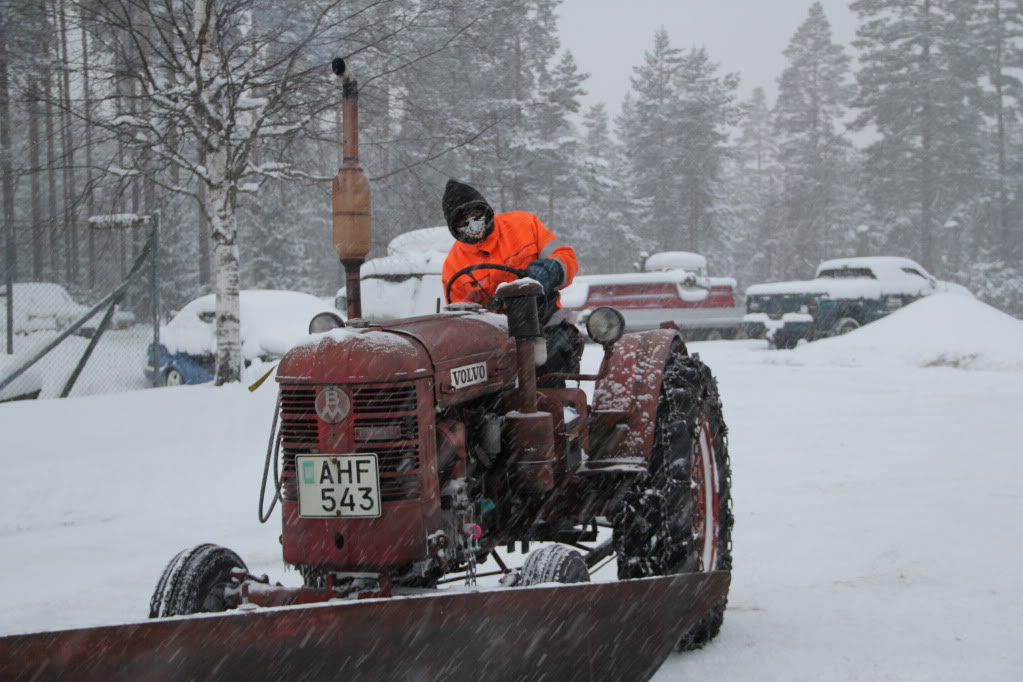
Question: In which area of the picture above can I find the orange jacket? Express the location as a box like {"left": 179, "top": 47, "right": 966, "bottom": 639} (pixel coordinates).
{"left": 443, "top": 211, "right": 578, "bottom": 305}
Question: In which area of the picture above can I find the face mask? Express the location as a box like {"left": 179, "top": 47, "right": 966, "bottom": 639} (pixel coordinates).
{"left": 459, "top": 215, "right": 489, "bottom": 241}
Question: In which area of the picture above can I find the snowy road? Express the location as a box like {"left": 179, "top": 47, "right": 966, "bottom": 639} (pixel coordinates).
{"left": 1, "top": 301, "right": 1021, "bottom": 680}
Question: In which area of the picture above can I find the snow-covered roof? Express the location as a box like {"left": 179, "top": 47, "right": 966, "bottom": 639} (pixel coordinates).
{"left": 746, "top": 279, "right": 885, "bottom": 298}
{"left": 162, "top": 290, "right": 336, "bottom": 359}
{"left": 644, "top": 251, "right": 707, "bottom": 274}
{"left": 337, "top": 275, "right": 446, "bottom": 320}
{"left": 748, "top": 256, "right": 948, "bottom": 298}
{"left": 361, "top": 251, "right": 447, "bottom": 277}
{"left": 815, "top": 256, "right": 932, "bottom": 280}
{"left": 560, "top": 271, "right": 736, "bottom": 309}
{"left": 387, "top": 227, "right": 454, "bottom": 257}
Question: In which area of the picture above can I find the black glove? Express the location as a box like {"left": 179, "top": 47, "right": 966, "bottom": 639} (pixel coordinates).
{"left": 525, "top": 258, "right": 564, "bottom": 293}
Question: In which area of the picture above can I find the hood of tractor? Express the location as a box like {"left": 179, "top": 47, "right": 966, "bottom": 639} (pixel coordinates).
{"left": 277, "top": 311, "right": 517, "bottom": 406}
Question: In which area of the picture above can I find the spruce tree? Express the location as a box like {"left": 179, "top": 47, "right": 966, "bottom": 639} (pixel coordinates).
{"left": 672, "top": 47, "right": 740, "bottom": 256}
{"left": 773, "top": 2, "right": 855, "bottom": 276}
{"left": 616, "top": 29, "right": 683, "bottom": 252}
{"left": 850, "top": 0, "right": 986, "bottom": 271}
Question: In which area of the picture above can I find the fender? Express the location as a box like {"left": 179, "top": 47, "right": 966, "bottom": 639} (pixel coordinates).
{"left": 589, "top": 328, "right": 686, "bottom": 467}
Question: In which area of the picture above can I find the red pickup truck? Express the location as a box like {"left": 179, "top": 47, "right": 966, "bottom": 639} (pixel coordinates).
{"left": 560, "top": 252, "right": 744, "bottom": 340}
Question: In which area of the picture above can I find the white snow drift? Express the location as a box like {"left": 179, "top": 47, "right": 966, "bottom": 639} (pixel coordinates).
{"left": 787, "top": 293, "right": 1023, "bottom": 370}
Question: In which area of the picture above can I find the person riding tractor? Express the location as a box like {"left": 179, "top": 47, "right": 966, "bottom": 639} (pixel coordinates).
{"left": 441, "top": 179, "right": 584, "bottom": 376}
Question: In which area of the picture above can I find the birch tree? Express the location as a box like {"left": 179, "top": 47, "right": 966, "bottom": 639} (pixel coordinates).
{"left": 77, "top": 0, "right": 487, "bottom": 384}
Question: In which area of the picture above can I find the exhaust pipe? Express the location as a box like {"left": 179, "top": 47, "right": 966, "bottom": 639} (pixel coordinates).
{"left": 331, "top": 58, "right": 371, "bottom": 321}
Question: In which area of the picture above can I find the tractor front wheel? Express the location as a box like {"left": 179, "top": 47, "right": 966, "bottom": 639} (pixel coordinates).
{"left": 613, "top": 350, "right": 733, "bottom": 650}
{"left": 149, "top": 543, "right": 246, "bottom": 618}
{"left": 519, "top": 544, "right": 590, "bottom": 586}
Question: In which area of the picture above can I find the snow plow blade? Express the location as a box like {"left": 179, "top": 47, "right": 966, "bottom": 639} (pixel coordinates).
{"left": 0, "top": 571, "right": 728, "bottom": 681}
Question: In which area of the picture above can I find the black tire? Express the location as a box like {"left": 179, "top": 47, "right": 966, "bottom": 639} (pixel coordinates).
{"left": 149, "top": 544, "right": 246, "bottom": 618}
{"left": 830, "top": 317, "right": 860, "bottom": 336}
{"left": 613, "top": 349, "right": 733, "bottom": 650}
{"left": 519, "top": 544, "right": 590, "bottom": 586}
{"left": 771, "top": 332, "right": 797, "bottom": 350}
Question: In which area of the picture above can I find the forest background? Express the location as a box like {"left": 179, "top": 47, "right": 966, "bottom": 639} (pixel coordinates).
{"left": 2, "top": 0, "right": 1021, "bottom": 328}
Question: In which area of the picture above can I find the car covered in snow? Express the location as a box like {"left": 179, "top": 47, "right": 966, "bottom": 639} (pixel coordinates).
{"left": 560, "top": 251, "right": 745, "bottom": 339}
{"left": 146, "top": 290, "right": 337, "bottom": 385}
{"left": 0, "top": 282, "right": 135, "bottom": 337}
{"left": 744, "top": 256, "right": 970, "bottom": 349}
{"left": 335, "top": 227, "right": 453, "bottom": 320}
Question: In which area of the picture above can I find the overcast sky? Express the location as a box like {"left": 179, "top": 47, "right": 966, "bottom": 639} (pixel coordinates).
{"left": 556, "top": 0, "right": 858, "bottom": 115}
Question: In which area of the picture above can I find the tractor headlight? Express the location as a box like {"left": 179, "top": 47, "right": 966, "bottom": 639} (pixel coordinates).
{"left": 585, "top": 306, "right": 625, "bottom": 345}
{"left": 309, "top": 312, "right": 346, "bottom": 334}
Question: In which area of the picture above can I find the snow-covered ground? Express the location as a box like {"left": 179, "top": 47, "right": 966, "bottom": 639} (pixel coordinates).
{"left": 0, "top": 295, "right": 1020, "bottom": 680}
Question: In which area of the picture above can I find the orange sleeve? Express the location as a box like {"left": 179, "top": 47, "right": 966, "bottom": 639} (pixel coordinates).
{"left": 442, "top": 246, "right": 477, "bottom": 303}
{"left": 533, "top": 215, "right": 578, "bottom": 289}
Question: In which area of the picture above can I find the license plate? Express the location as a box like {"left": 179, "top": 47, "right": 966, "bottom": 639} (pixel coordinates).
{"left": 296, "top": 454, "right": 381, "bottom": 518}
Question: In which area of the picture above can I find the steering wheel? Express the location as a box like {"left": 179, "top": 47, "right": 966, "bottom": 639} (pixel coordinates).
{"left": 445, "top": 264, "right": 529, "bottom": 308}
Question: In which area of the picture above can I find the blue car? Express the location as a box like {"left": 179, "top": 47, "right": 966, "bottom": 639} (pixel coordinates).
{"left": 144, "top": 344, "right": 214, "bottom": 386}
{"left": 145, "top": 290, "right": 339, "bottom": 386}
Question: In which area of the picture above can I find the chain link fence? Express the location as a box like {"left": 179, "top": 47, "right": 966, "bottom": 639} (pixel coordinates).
{"left": 2, "top": 215, "right": 159, "bottom": 401}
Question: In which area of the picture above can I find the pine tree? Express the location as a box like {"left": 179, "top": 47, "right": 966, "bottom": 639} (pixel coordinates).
{"left": 727, "top": 87, "right": 781, "bottom": 283}
{"left": 970, "top": 0, "right": 1023, "bottom": 257}
{"left": 616, "top": 29, "right": 683, "bottom": 252}
{"left": 561, "top": 103, "right": 644, "bottom": 273}
{"left": 529, "top": 50, "right": 587, "bottom": 229}
{"left": 672, "top": 47, "right": 741, "bottom": 256}
{"left": 850, "top": 0, "right": 986, "bottom": 271}
{"left": 773, "top": 2, "right": 856, "bottom": 276}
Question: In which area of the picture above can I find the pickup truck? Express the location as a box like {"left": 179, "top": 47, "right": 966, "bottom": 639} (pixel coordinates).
{"left": 743, "top": 256, "right": 968, "bottom": 349}
{"left": 560, "top": 251, "right": 744, "bottom": 340}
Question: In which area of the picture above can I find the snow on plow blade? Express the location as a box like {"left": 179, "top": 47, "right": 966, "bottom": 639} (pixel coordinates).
{"left": 0, "top": 571, "right": 728, "bottom": 681}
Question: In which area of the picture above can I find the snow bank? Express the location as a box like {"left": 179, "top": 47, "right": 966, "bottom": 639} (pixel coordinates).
{"left": 0, "top": 353, "right": 42, "bottom": 402}
{"left": 792, "top": 294, "right": 1023, "bottom": 370}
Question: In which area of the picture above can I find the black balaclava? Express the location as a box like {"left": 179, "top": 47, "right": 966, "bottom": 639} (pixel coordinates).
{"left": 442, "top": 179, "right": 495, "bottom": 244}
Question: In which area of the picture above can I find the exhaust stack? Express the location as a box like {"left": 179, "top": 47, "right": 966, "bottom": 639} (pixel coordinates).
{"left": 331, "top": 58, "right": 371, "bottom": 320}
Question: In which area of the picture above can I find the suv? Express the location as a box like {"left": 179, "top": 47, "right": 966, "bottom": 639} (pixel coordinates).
{"left": 744, "top": 257, "right": 960, "bottom": 349}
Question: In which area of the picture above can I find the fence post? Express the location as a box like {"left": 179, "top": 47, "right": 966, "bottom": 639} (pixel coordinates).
{"left": 151, "top": 212, "right": 160, "bottom": 387}
{"left": 4, "top": 217, "right": 11, "bottom": 355}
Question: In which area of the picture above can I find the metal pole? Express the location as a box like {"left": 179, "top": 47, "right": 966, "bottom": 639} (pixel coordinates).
{"left": 4, "top": 233, "right": 11, "bottom": 355}
{"left": 151, "top": 212, "right": 159, "bottom": 387}
{"left": 60, "top": 299, "right": 118, "bottom": 398}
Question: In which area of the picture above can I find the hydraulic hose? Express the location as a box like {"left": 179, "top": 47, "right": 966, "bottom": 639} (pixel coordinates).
{"left": 258, "top": 394, "right": 284, "bottom": 523}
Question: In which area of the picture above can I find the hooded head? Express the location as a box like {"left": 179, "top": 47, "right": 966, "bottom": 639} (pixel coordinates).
{"left": 442, "top": 179, "right": 495, "bottom": 244}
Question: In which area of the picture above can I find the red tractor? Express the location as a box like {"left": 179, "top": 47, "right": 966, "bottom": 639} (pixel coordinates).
{"left": 150, "top": 57, "right": 732, "bottom": 658}
{"left": 0, "top": 60, "right": 732, "bottom": 682}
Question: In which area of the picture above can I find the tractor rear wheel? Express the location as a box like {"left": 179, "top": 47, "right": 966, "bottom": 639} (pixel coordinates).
{"left": 613, "top": 350, "right": 733, "bottom": 650}
{"left": 149, "top": 544, "right": 246, "bottom": 618}
{"left": 519, "top": 544, "right": 590, "bottom": 586}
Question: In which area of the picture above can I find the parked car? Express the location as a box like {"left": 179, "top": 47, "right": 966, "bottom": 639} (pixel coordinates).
{"left": 0, "top": 282, "right": 134, "bottom": 337}
{"left": 335, "top": 227, "right": 452, "bottom": 320}
{"left": 146, "top": 290, "right": 337, "bottom": 386}
{"left": 744, "top": 256, "right": 971, "bottom": 349}
{"left": 560, "top": 252, "right": 745, "bottom": 340}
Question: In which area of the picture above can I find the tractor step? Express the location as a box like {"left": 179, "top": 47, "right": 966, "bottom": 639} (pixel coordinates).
{"left": 0, "top": 572, "right": 729, "bottom": 681}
